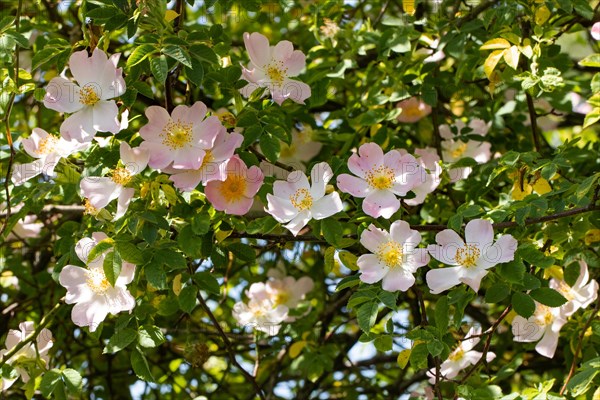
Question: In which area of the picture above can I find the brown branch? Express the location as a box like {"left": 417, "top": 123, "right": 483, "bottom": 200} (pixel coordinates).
{"left": 526, "top": 92, "right": 542, "bottom": 153}
{"left": 458, "top": 305, "right": 512, "bottom": 385}
{"left": 0, "top": 0, "right": 22, "bottom": 238}
{"left": 249, "top": 146, "right": 296, "bottom": 173}
{"left": 196, "top": 292, "right": 266, "bottom": 400}
{"left": 560, "top": 299, "right": 600, "bottom": 396}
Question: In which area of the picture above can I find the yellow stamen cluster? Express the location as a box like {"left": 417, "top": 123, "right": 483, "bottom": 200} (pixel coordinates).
{"left": 554, "top": 281, "right": 575, "bottom": 301}
{"left": 290, "top": 188, "right": 313, "bottom": 211}
{"left": 266, "top": 61, "right": 287, "bottom": 83}
{"left": 79, "top": 86, "right": 100, "bottom": 106}
{"left": 86, "top": 268, "right": 111, "bottom": 295}
{"left": 448, "top": 347, "right": 465, "bottom": 362}
{"left": 377, "top": 241, "right": 404, "bottom": 268}
{"left": 220, "top": 174, "right": 247, "bottom": 202}
{"left": 535, "top": 305, "right": 554, "bottom": 326}
{"left": 111, "top": 167, "right": 133, "bottom": 185}
{"left": 161, "top": 120, "right": 193, "bottom": 150}
{"left": 455, "top": 244, "right": 480, "bottom": 268}
{"left": 35, "top": 135, "right": 59, "bottom": 155}
{"left": 273, "top": 291, "right": 290, "bottom": 306}
{"left": 84, "top": 198, "right": 99, "bottom": 216}
{"left": 200, "top": 150, "right": 214, "bottom": 170}
{"left": 366, "top": 166, "right": 395, "bottom": 190}
{"left": 450, "top": 142, "right": 468, "bottom": 159}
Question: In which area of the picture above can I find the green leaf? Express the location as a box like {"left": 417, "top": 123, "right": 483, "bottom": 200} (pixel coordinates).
{"left": 179, "top": 285, "right": 198, "bottom": 313}
{"left": 103, "top": 327, "right": 137, "bottom": 354}
{"left": 338, "top": 250, "right": 358, "bottom": 271}
{"left": 162, "top": 45, "right": 192, "bottom": 67}
{"left": 321, "top": 218, "right": 343, "bottom": 246}
{"left": 259, "top": 133, "right": 280, "bottom": 163}
{"left": 578, "top": 54, "right": 600, "bottom": 68}
{"left": 32, "top": 48, "right": 59, "bottom": 70}
{"left": 324, "top": 246, "right": 335, "bottom": 274}
{"left": 138, "top": 325, "right": 166, "bottom": 348}
{"left": 132, "top": 81, "right": 154, "bottom": 99}
{"left": 131, "top": 347, "right": 154, "bottom": 382}
{"left": 192, "top": 271, "right": 220, "bottom": 295}
{"left": 567, "top": 368, "right": 599, "bottom": 396}
{"left": 126, "top": 44, "right": 157, "bottom": 68}
{"left": 40, "top": 369, "right": 62, "bottom": 397}
{"left": 115, "top": 242, "right": 144, "bottom": 265}
{"left": 427, "top": 339, "right": 444, "bottom": 357}
{"left": 189, "top": 43, "right": 219, "bottom": 64}
{"left": 409, "top": 342, "right": 429, "bottom": 369}
{"left": 485, "top": 283, "right": 510, "bottom": 303}
{"left": 374, "top": 335, "right": 393, "bottom": 352}
{"left": 61, "top": 369, "right": 82, "bottom": 393}
{"left": 227, "top": 242, "right": 256, "bottom": 263}
{"left": 0, "top": 16, "right": 15, "bottom": 34}
{"left": 103, "top": 250, "right": 122, "bottom": 288}
{"left": 336, "top": 274, "right": 360, "bottom": 291}
{"left": 184, "top": 57, "right": 204, "bottom": 86}
{"left": 87, "top": 239, "right": 114, "bottom": 263}
{"left": 191, "top": 214, "right": 211, "bottom": 235}
{"left": 512, "top": 292, "right": 536, "bottom": 318}
{"left": 530, "top": 288, "right": 567, "bottom": 307}
{"left": 572, "top": 0, "right": 594, "bottom": 19}
{"left": 357, "top": 301, "right": 378, "bottom": 332}
{"left": 150, "top": 55, "right": 168, "bottom": 84}
{"left": 145, "top": 259, "right": 167, "bottom": 290}
{"left": 434, "top": 296, "right": 449, "bottom": 334}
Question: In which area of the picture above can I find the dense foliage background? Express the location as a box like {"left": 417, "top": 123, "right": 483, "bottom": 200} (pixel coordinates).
{"left": 1, "top": 0, "right": 599, "bottom": 399}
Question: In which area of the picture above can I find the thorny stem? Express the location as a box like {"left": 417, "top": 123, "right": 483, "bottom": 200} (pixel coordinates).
{"left": 0, "top": 0, "right": 22, "bottom": 238}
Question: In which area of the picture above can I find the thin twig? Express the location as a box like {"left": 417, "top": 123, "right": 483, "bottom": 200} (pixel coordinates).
{"left": 196, "top": 292, "right": 266, "bottom": 400}
{"left": 560, "top": 300, "right": 600, "bottom": 396}
{"left": 526, "top": 92, "right": 542, "bottom": 153}
{"left": 0, "top": 0, "right": 22, "bottom": 238}
{"left": 249, "top": 146, "right": 296, "bottom": 173}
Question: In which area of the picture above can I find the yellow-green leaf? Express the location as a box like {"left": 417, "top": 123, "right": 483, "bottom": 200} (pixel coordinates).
{"left": 289, "top": 341, "right": 307, "bottom": 358}
{"left": 484, "top": 50, "right": 506, "bottom": 78}
{"left": 402, "top": 0, "right": 416, "bottom": 15}
{"left": 579, "top": 54, "right": 600, "bottom": 68}
{"left": 535, "top": 5, "right": 551, "bottom": 25}
{"left": 503, "top": 46, "right": 520, "bottom": 70}
{"left": 338, "top": 250, "right": 358, "bottom": 271}
{"left": 165, "top": 10, "right": 179, "bottom": 22}
{"left": 480, "top": 38, "right": 511, "bottom": 51}
{"left": 397, "top": 349, "right": 411, "bottom": 368}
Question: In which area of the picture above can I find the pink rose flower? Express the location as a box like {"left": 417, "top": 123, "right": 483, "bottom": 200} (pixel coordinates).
{"left": 396, "top": 97, "right": 432, "bottom": 123}
{"left": 337, "top": 143, "right": 424, "bottom": 218}
{"left": 240, "top": 32, "right": 311, "bottom": 105}
{"left": 426, "top": 219, "right": 517, "bottom": 293}
{"left": 512, "top": 302, "right": 567, "bottom": 358}
{"left": 139, "top": 101, "right": 223, "bottom": 170}
{"left": 205, "top": 155, "right": 264, "bottom": 215}
{"left": 43, "top": 48, "right": 126, "bottom": 143}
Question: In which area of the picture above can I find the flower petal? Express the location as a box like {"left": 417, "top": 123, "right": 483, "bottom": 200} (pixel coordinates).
{"left": 265, "top": 193, "right": 298, "bottom": 223}
{"left": 60, "top": 107, "right": 96, "bottom": 143}
{"left": 44, "top": 77, "right": 84, "bottom": 113}
{"left": 336, "top": 174, "right": 371, "bottom": 197}
{"left": 381, "top": 268, "right": 415, "bottom": 292}
{"left": 465, "top": 219, "right": 494, "bottom": 247}
{"left": 309, "top": 162, "right": 333, "bottom": 200}
{"left": 311, "top": 192, "right": 343, "bottom": 220}
{"left": 244, "top": 32, "right": 271, "bottom": 68}
{"left": 363, "top": 189, "right": 400, "bottom": 219}
{"left": 357, "top": 254, "right": 388, "bottom": 284}
{"left": 283, "top": 210, "right": 312, "bottom": 236}
{"left": 80, "top": 177, "right": 121, "bottom": 209}
{"left": 426, "top": 266, "right": 462, "bottom": 294}
{"left": 360, "top": 224, "right": 389, "bottom": 253}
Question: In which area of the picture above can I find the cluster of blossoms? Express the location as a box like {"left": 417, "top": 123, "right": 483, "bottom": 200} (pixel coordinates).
{"left": 512, "top": 260, "right": 598, "bottom": 358}
{"left": 0, "top": 322, "right": 53, "bottom": 391}
{"left": 233, "top": 271, "right": 314, "bottom": 335}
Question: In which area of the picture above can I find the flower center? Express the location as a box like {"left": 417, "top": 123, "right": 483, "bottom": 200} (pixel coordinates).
{"left": 376, "top": 241, "right": 404, "bottom": 268}
{"left": 535, "top": 305, "right": 554, "bottom": 327}
{"left": 450, "top": 142, "right": 468, "bottom": 159}
{"left": 448, "top": 348, "right": 464, "bottom": 362}
{"left": 454, "top": 244, "right": 480, "bottom": 268}
{"left": 84, "top": 198, "right": 99, "bottom": 215}
{"left": 111, "top": 167, "right": 133, "bottom": 185}
{"left": 290, "top": 188, "right": 313, "bottom": 211}
{"left": 35, "top": 135, "right": 59, "bottom": 155}
{"left": 280, "top": 143, "right": 296, "bottom": 159}
{"left": 79, "top": 85, "right": 100, "bottom": 106}
{"left": 365, "top": 165, "right": 395, "bottom": 190}
{"left": 273, "top": 291, "right": 290, "bottom": 306}
{"left": 266, "top": 61, "right": 287, "bottom": 83}
{"left": 220, "top": 174, "right": 248, "bottom": 202}
{"left": 86, "top": 268, "right": 111, "bottom": 294}
{"left": 162, "top": 120, "right": 193, "bottom": 150}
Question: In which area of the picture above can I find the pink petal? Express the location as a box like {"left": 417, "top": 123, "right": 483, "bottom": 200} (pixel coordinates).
{"left": 336, "top": 174, "right": 371, "bottom": 197}
{"left": 22, "top": 128, "right": 48, "bottom": 158}
{"left": 426, "top": 266, "right": 462, "bottom": 294}
{"left": 120, "top": 142, "right": 149, "bottom": 174}
{"left": 266, "top": 193, "right": 298, "bottom": 223}
{"left": 115, "top": 188, "right": 135, "bottom": 220}
{"left": 347, "top": 143, "right": 385, "bottom": 179}
{"left": 44, "top": 77, "right": 84, "bottom": 113}
{"left": 485, "top": 234, "right": 517, "bottom": 264}
{"left": 311, "top": 192, "right": 342, "bottom": 220}
{"left": 59, "top": 265, "right": 88, "bottom": 288}
{"left": 194, "top": 115, "right": 223, "bottom": 149}
{"left": 593, "top": 22, "right": 600, "bottom": 40}
{"left": 141, "top": 141, "right": 174, "bottom": 170}
{"left": 211, "top": 130, "right": 243, "bottom": 161}
{"left": 363, "top": 189, "right": 400, "bottom": 219}
{"left": 357, "top": 254, "right": 388, "bottom": 284}
{"left": 283, "top": 210, "right": 312, "bottom": 236}
{"left": 244, "top": 32, "right": 271, "bottom": 68}
{"left": 170, "top": 170, "right": 203, "bottom": 192}
{"left": 459, "top": 266, "right": 488, "bottom": 292}
{"left": 535, "top": 328, "right": 560, "bottom": 358}
{"left": 309, "top": 162, "right": 333, "bottom": 200}
{"left": 272, "top": 40, "right": 294, "bottom": 61}
{"left": 75, "top": 237, "right": 96, "bottom": 264}
{"left": 360, "top": 224, "right": 390, "bottom": 253}
{"left": 405, "top": 248, "right": 430, "bottom": 270}
{"left": 465, "top": 219, "right": 494, "bottom": 247}
{"left": 91, "top": 100, "right": 121, "bottom": 133}
{"left": 105, "top": 287, "right": 136, "bottom": 314}
{"left": 12, "top": 160, "right": 44, "bottom": 185}
{"left": 141, "top": 106, "right": 171, "bottom": 141}
{"left": 511, "top": 316, "right": 544, "bottom": 342}
{"left": 172, "top": 102, "right": 207, "bottom": 126}
{"left": 69, "top": 49, "right": 107, "bottom": 87}
{"left": 283, "top": 50, "right": 306, "bottom": 76}
{"left": 71, "top": 299, "right": 109, "bottom": 332}
{"left": 390, "top": 220, "right": 420, "bottom": 248}
{"left": 244, "top": 166, "right": 264, "bottom": 196}
{"left": 60, "top": 107, "right": 96, "bottom": 143}
{"left": 80, "top": 177, "right": 120, "bottom": 209}
{"left": 382, "top": 268, "right": 415, "bottom": 292}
